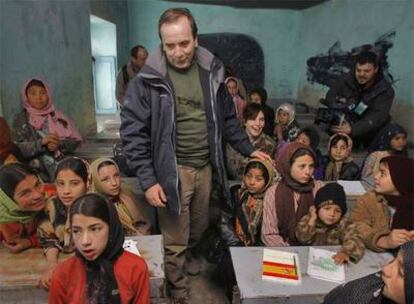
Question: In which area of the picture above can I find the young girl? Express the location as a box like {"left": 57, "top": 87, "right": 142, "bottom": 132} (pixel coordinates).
{"left": 296, "top": 183, "right": 365, "bottom": 264}
{"left": 0, "top": 163, "right": 45, "bottom": 253}
{"left": 0, "top": 116, "right": 22, "bottom": 165}
{"left": 37, "top": 157, "right": 90, "bottom": 289}
{"left": 221, "top": 159, "right": 275, "bottom": 246}
{"left": 322, "top": 133, "right": 360, "bottom": 181}
{"left": 261, "top": 142, "right": 323, "bottom": 246}
{"left": 323, "top": 240, "right": 414, "bottom": 304}
{"left": 226, "top": 103, "right": 276, "bottom": 180}
{"left": 217, "top": 159, "right": 274, "bottom": 300}
{"left": 361, "top": 123, "right": 408, "bottom": 190}
{"left": 249, "top": 87, "right": 275, "bottom": 136}
{"left": 49, "top": 193, "right": 150, "bottom": 303}
{"left": 12, "top": 78, "right": 82, "bottom": 182}
{"left": 90, "top": 158, "right": 151, "bottom": 236}
{"left": 225, "top": 76, "right": 247, "bottom": 124}
{"left": 351, "top": 155, "right": 414, "bottom": 252}
{"left": 273, "top": 103, "right": 300, "bottom": 143}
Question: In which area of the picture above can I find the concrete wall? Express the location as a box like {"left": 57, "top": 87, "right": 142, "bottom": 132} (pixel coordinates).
{"left": 297, "top": 0, "right": 414, "bottom": 137}
{"left": 127, "top": 0, "right": 303, "bottom": 98}
{"left": 0, "top": 0, "right": 96, "bottom": 134}
{"left": 90, "top": 0, "right": 129, "bottom": 69}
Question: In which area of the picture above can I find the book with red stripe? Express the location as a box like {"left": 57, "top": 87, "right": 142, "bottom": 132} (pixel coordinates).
{"left": 262, "top": 248, "right": 302, "bottom": 284}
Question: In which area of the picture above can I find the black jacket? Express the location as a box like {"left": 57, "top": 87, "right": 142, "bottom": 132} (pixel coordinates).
{"left": 325, "top": 72, "right": 394, "bottom": 138}
{"left": 120, "top": 46, "right": 254, "bottom": 215}
{"left": 321, "top": 156, "right": 360, "bottom": 181}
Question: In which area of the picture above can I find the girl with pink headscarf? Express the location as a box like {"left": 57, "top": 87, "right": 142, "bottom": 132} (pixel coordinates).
{"left": 12, "top": 78, "right": 82, "bottom": 182}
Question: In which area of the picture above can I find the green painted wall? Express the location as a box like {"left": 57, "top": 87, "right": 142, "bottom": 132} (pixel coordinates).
{"left": 127, "top": 0, "right": 303, "bottom": 99}
{"left": 297, "top": 0, "right": 414, "bottom": 137}
{"left": 0, "top": 0, "right": 130, "bottom": 135}
{"left": 0, "top": 0, "right": 96, "bottom": 134}
{"left": 298, "top": 0, "right": 414, "bottom": 106}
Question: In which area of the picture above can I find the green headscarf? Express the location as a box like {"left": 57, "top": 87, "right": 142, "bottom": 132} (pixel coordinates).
{"left": 0, "top": 188, "right": 38, "bottom": 224}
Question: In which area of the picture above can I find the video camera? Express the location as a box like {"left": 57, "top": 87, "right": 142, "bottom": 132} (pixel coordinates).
{"left": 315, "top": 97, "right": 361, "bottom": 129}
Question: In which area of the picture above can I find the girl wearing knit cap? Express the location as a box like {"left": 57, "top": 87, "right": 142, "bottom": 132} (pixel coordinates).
{"left": 90, "top": 158, "right": 151, "bottom": 236}
{"left": 37, "top": 157, "right": 91, "bottom": 289}
{"left": 49, "top": 193, "right": 150, "bottom": 303}
{"left": 322, "top": 133, "right": 360, "bottom": 181}
{"left": 351, "top": 155, "right": 414, "bottom": 252}
{"left": 12, "top": 78, "right": 82, "bottom": 182}
{"left": 361, "top": 123, "right": 408, "bottom": 191}
{"left": 261, "top": 142, "right": 323, "bottom": 246}
{"left": 296, "top": 183, "right": 365, "bottom": 264}
{"left": 324, "top": 240, "right": 414, "bottom": 304}
{"left": 0, "top": 163, "right": 45, "bottom": 253}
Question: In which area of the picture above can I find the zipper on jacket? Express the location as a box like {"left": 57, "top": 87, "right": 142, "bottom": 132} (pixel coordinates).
{"left": 140, "top": 74, "right": 181, "bottom": 214}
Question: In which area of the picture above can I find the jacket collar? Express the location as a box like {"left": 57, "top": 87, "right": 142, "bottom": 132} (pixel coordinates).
{"left": 140, "top": 45, "right": 216, "bottom": 80}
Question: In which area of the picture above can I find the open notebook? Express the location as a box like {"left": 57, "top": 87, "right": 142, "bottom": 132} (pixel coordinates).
{"left": 336, "top": 180, "right": 366, "bottom": 196}
{"left": 307, "top": 247, "right": 345, "bottom": 283}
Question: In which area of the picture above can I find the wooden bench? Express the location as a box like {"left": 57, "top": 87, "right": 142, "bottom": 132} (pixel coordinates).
{"left": 0, "top": 235, "right": 167, "bottom": 304}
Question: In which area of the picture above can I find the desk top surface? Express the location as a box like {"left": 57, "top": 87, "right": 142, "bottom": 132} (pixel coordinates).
{"left": 230, "top": 246, "right": 393, "bottom": 300}
{"left": 0, "top": 234, "right": 164, "bottom": 290}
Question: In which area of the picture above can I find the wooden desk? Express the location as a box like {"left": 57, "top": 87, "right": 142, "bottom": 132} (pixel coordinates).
{"left": 0, "top": 235, "right": 166, "bottom": 304}
{"left": 230, "top": 246, "right": 393, "bottom": 304}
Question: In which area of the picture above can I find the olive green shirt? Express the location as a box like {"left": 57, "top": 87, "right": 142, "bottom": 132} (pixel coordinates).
{"left": 167, "top": 63, "right": 209, "bottom": 168}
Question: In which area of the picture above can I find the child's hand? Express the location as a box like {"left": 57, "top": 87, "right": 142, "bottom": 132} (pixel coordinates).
{"left": 38, "top": 264, "right": 58, "bottom": 290}
{"left": 308, "top": 206, "right": 318, "bottom": 225}
{"left": 275, "top": 125, "right": 284, "bottom": 141}
{"left": 42, "top": 133, "right": 60, "bottom": 151}
{"left": 386, "top": 229, "right": 413, "bottom": 248}
{"left": 2, "top": 238, "right": 32, "bottom": 253}
{"left": 332, "top": 252, "right": 350, "bottom": 265}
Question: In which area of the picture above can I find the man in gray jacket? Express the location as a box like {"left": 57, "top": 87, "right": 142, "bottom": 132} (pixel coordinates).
{"left": 120, "top": 8, "right": 270, "bottom": 303}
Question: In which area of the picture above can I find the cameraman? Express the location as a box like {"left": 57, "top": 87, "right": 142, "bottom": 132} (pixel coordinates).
{"left": 325, "top": 51, "right": 394, "bottom": 148}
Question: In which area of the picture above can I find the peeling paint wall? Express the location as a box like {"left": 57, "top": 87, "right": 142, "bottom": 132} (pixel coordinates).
{"left": 0, "top": 0, "right": 96, "bottom": 134}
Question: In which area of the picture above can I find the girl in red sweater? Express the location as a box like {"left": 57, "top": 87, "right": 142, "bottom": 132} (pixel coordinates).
{"left": 49, "top": 193, "right": 150, "bottom": 304}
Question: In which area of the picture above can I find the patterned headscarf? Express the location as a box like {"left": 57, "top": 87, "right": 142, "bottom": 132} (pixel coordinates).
{"left": 368, "top": 123, "right": 407, "bottom": 154}
{"left": 275, "top": 103, "right": 296, "bottom": 126}
{"left": 90, "top": 158, "right": 139, "bottom": 234}
{"left": 0, "top": 188, "right": 39, "bottom": 224}
{"left": 21, "top": 78, "right": 82, "bottom": 141}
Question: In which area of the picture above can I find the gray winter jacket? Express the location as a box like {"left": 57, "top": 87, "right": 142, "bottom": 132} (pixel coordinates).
{"left": 120, "top": 46, "right": 254, "bottom": 215}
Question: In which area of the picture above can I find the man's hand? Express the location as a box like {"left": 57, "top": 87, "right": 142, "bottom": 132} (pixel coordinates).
{"left": 250, "top": 150, "right": 273, "bottom": 165}
{"left": 331, "top": 121, "right": 351, "bottom": 135}
{"left": 2, "top": 238, "right": 32, "bottom": 253}
{"left": 145, "top": 183, "right": 167, "bottom": 208}
{"left": 333, "top": 251, "right": 350, "bottom": 265}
